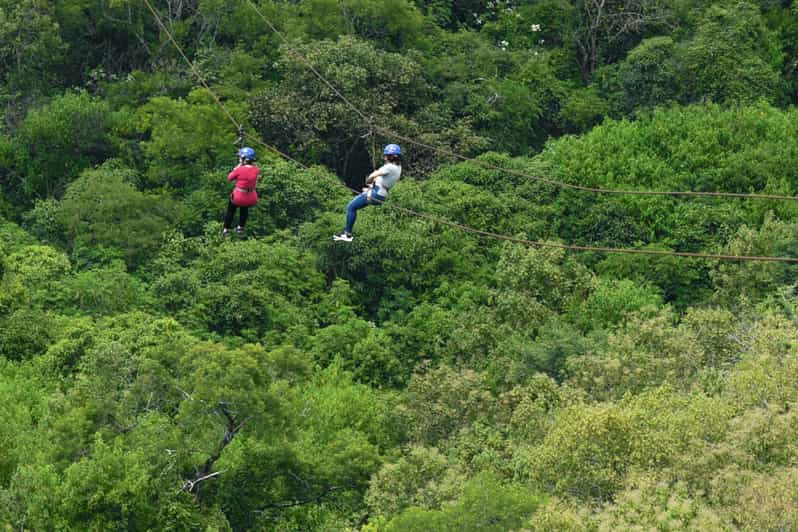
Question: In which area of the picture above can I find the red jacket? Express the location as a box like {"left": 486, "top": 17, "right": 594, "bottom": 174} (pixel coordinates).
{"left": 228, "top": 164, "right": 260, "bottom": 207}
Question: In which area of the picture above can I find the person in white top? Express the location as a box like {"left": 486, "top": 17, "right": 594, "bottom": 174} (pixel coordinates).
{"left": 334, "top": 144, "right": 402, "bottom": 242}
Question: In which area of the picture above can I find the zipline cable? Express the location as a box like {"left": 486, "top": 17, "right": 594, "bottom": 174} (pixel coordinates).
{"left": 250, "top": 133, "right": 798, "bottom": 264}
{"left": 142, "top": 0, "right": 244, "bottom": 132}
{"left": 374, "top": 127, "right": 798, "bottom": 202}
{"left": 241, "top": 0, "right": 371, "bottom": 124}
{"left": 142, "top": 0, "right": 798, "bottom": 264}
{"left": 243, "top": 0, "right": 798, "bottom": 203}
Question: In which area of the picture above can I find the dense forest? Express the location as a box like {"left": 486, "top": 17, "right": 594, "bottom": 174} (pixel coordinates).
{"left": 1, "top": 0, "right": 798, "bottom": 529}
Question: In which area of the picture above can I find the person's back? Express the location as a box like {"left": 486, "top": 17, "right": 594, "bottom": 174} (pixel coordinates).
{"left": 373, "top": 162, "right": 401, "bottom": 198}
{"left": 229, "top": 164, "right": 260, "bottom": 207}
{"left": 223, "top": 147, "right": 261, "bottom": 236}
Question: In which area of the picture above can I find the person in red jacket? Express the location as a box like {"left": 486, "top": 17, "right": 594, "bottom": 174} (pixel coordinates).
{"left": 223, "top": 147, "right": 260, "bottom": 237}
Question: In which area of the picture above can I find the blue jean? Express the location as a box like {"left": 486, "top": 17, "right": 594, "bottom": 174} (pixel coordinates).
{"left": 345, "top": 188, "right": 385, "bottom": 233}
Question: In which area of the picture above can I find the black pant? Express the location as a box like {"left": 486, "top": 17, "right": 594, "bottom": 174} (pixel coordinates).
{"left": 224, "top": 199, "right": 249, "bottom": 229}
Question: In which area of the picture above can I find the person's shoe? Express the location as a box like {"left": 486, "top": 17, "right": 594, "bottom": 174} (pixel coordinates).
{"left": 222, "top": 228, "right": 231, "bottom": 237}
{"left": 235, "top": 226, "right": 245, "bottom": 234}
{"left": 333, "top": 232, "right": 353, "bottom": 242}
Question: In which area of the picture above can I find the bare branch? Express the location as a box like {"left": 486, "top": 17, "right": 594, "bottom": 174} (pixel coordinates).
{"left": 179, "top": 470, "right": 225, "bottom": 494}
{"left": 574, "top": 0, "right": 672, "bottom": 81}
{"left": 180, "top": 405, "right": 251, "bottom": 496}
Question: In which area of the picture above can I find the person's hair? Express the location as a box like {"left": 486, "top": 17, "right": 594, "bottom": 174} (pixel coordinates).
{"left": 385, "top": 154, "right": 401, "bottom": 165}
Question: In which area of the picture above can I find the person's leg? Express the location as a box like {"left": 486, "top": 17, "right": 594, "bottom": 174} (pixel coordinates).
{"left": 224, "top": 199, "right": 237, "bottom": 230}
{"left": 238, "top": 206, "right": 249, "bottom": 228}
{"left": 345, "top": 192, "right": 371, "bottom": 234}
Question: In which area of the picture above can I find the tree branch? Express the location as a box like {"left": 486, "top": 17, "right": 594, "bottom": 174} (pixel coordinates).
{"left": 179, "top": 403, "right": 250, "bottom": 495}
{"left": 179, "top": 470, "right": 225, "bottom": 494}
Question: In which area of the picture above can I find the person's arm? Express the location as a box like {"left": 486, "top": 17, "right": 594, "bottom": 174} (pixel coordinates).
{"left": 228, "top": 159, "right": 245, "bottom": 182}
{"left": 365, "top": 165, "right": 388, "bottom": 185}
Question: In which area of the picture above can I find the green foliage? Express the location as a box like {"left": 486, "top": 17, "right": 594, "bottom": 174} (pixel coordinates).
{"left": 250, "top": 35, "right": 485, "bottom": 178}
{"left": 249, "top": 36, "right": 426, "bottom": 174}
{"left": 0, "top": 220, "right": 36, "bottom": 260}
{"left": 178, "top": 342, "right": 278, "bottom": 431}
{"left": 518, "top": 388, "right": 734, "bottom": 502}
{"left": 3, "top": 244, "right": 71, "bottom": 285}
{"left": 0, "top": 0, "right": 65, "bottom": 96}
{"left": 293, "top": 364, "right": 397, "bottom": 451}
{"left": 293, "top": 0, "right": 427, "bottom": 50}
{"left": 565, "top": 307, "right": 708, "bottom": 399}
{"left": 723, "top": 315, "right": 798, "bottom": 409}
{"left": 312, "top": 321, "right": 406, "bottom": 386}
{"left": 1, "top": 464, "right": 64, "bottom": 530}
{"left": 43, "top": 261, "right": 152, "bottom": 316}
{"left": 0, "top": 360, "right": 55, "bottom": 486}
{"left": 0, "top": 310, "right": 60, "bottom": 361}
{"left": 3, "top": 1, "right": 798, "bottom": 529}
{"left": 595, "top": 244, "right": 711, "bottom": 308}
{"left": 568, "top": 277, "right": 664, "bottom": 332}
{"left": 539, "top": 103, "right": 798, "bottom": 305}
{"left": 0, "top": 244, "right": 71, "bottom": 313}
{"left": 192, "top": 47, "right": 270, "bottom": 92}
{"left": 179, "top": 238, "right": 327, "bottom": 343}
{"left": 497, "top": 242, "right": 592, "bottom": 314}
{"left": 558, "top": 85, "right": 609, "bottom": 133}
{"left": 134, "top": 89, "right": 247, "bottom": 190}
{"left": 397, "top": 365, "right": 496, "bottom": 446}
{"left": 722, "top": 467, "right": 798, "bottom": 530}
{"left": 57, "top": 163, "right": 178, "bottom": 268}
{"left": 463, "top": 56, "right": 569, "bottom": 153}
{"left": 592, "top": 477, "right": 725, "bottom": 531}
{"left": 520, "top": 401, "right": 636, "bottom": 500}
{"left": 601, "top": 36, "right": 678, "bottom": 117}
{"left": 53, "top": 0, "right": 152, "bottom": 87}
{"left": 10, "top": 92, "right": 117, "bottom": 201}
{"left": 412, "top": 0, "right": 492, "bottom": 31}
{"left": 21, "top": 198, "right": 66, "bottom": 246}
{"left": 366, "top": 445, "right": 459, "bottom": 518}
{"left": 308, "top": 202, "right": 489, "bottom": 302}
{"left": 711, "top": 214, "right": 798, "bottom": 307}
{"left": 58, "top": 438, "right": 159, "bottom": 530}
{"left": 382, "top": 473, "right": 543, "bottom": 532}
{"left": 524, "top": 497, "right": 589, "bottom": 531}
{"left": 102, "top": 69, "right": 194, "bottom": 110}
{"left": 510, "top": 320, "right": 595, "bottom": 379}
{"left": 544, "top": 103, "right": 798, "bottom": 200}
{"left": 178, "top": 156, "right": 344, "bottom": 237}
{"left": 676, "top": 3, "right": 786, "bottom": 105}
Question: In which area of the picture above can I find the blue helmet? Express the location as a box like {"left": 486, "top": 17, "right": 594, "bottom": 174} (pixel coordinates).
{"left": 238, "top": 147, "right": 256, "bottom": 161}
{"left": 383, "top": 144, "right": 401, "bottom": 156}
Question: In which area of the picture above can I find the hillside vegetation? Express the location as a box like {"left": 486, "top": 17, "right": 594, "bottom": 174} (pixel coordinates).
{"left": 1, "top": 0, "right": 798, "bottom": 529}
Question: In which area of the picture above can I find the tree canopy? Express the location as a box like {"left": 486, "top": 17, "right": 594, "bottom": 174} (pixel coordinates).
{"left": 1, "top": 0, "right": 798, "bottom": 529}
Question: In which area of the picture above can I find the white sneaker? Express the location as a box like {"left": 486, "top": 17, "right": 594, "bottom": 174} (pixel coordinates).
{"left": 333, "top": 232, "right": 353, "bottom": 242}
